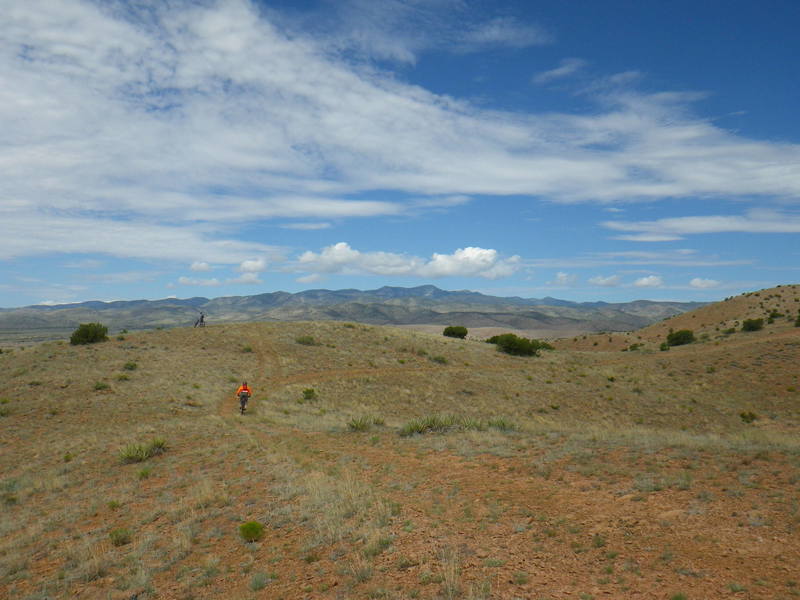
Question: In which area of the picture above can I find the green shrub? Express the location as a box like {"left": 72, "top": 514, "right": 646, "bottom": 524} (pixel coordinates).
{"left": 295, "top": 335, "right": 319, "bottom": 346}
{"left": 487, "top": 333, "right": 540, "bottom": 356}
{"left": 741, "top": 318, "right": 764, "bottom": 332}
{"left": 443, "top": 326, "right": 468, "bottom": 339}
{"left": 430, "top": 355, "right": 448, "bottom": 364}
{"left": 123, "top": 361, "right": 137, "bottom": 371}
{"left": 302, "top": 388, "right": 317, "bottom": 401}
{"left": 666, "top": 329, "right": 695, "bottom": 346}
{"left": 239, "top": 521, "right": 265, "bottom": 542}
{"left": 94, "top": 381, "right": 110, "bottom": 391}
{"left": 659, "top": 342, "right": 670, "bottom": 351}
{"left": 70, "top": 322, "right": 108, "bottom": 345}
{"left": 109, "top": 528, "right": 132, "bottom": 546}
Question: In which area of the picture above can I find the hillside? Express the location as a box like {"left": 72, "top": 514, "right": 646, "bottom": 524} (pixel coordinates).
{"left": 553, "top": 284, "right": 800, "bottom": 352}
{"left": 1, "top": 292, "right": 799, "bottom": 599}
{"left": 0, "top": 285, "right": 704, "bottom": 345}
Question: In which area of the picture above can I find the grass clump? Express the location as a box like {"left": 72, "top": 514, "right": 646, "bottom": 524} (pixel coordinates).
{"left": 122, "top": 361, "right": 137, "bottom": 371}
{"left": 250, "top": 572, "right": 274, "bottom": 591}
{"left": 302, "top": 388, "right": 317, "bottom": 401}
{"left": 118, "top": 438, "right": 167, "bottom": 464}
{"left": 109, "top": 528, "right": 132, "bottom": 546}
{"left": 348, "top": 415, "right": 384, "bottom": 432}
{"left": 399, "top": 414, "right": 515, "bottom": 436}
{"left": 239, "top": 521, "right": 265, "bottom": 542}
{"left": 295, "top": 335, "right": 319, "bottom": 346}
{"left": 740, "top": 411, "right": 758, "bottom": 424}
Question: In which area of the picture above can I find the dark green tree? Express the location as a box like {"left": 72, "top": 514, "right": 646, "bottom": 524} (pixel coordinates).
{"left": 666, "top": 329, "right": 695, "bottom": 347}
{"left": 443, "top": 325, "right": 468, "bottom": 339}
{"left": 741, "top": 318, "right": 764, "bottom": 332}
{"left": 70, "top": 322, "right": 108, "bottom": 345}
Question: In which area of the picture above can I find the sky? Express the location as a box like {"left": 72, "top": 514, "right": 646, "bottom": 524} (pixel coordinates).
{"left": 2, "top": 0, "right": 800, "bottom": 308}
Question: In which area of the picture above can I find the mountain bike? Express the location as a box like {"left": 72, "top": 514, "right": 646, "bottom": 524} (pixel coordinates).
{"left": 238, "top": 391, "right": 250, "bottom": 415}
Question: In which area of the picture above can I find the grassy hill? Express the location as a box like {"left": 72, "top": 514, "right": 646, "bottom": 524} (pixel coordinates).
{"left": 1, "top": 291, "right": 799, "bottom": 599}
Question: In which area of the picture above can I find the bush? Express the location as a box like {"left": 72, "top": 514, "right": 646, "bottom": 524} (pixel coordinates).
{"left": 123, "top": 361, "right": 137, "bottom": 371}
{"left": 443, "top": 326, "right": 468, "bottom": 339}
{"left": 70, "top": 322, "right": 108, "bottom": 345}
{"left": 295, "top": 335, "right": 319, "bottom": 346}
{"left": 239, "top": 521, "right": 265, "bottom": 542}
{"left": 741, "top": 318, "right": 764, "bottom": 332}
{"left": 302, "top": 388, "right": 317, "bottom": 401}
{"left": 487, "top": 333, "right": 540, "bottom": 356}
{"left": 666, "top": 329, "right": 695, "bottom": 346}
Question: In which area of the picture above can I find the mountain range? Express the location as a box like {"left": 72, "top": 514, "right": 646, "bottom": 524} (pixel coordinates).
{"left": 0, "top": 285, "right": 706, "bottom": 343}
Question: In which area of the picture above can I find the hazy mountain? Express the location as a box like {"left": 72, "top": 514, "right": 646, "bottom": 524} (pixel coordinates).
{"left": 0, "top": 285, "right": 706, "bottom": 343}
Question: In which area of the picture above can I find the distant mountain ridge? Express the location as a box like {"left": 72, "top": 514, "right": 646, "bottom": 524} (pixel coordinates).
{"left": 0, "top": 285, "right": 706, "bottom": 343}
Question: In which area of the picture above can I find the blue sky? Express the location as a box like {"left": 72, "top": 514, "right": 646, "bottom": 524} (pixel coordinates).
{"left": 2, "top": 0, "right": 800, "bottom": 307}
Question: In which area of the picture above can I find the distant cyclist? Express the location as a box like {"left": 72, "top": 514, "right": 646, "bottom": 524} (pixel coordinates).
{"left": 235, "top": 381, "right": 251, "bottom": 414}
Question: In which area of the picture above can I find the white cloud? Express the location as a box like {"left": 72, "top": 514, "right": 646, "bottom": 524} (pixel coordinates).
{"left": 178, "top": 276, "right": 222, "bottom": 287}
{"left": 3, "top": 0, "right": 800, "bottom": 270}
{"left": 633, "top": 275, "right": 663, "bottom": 288}
{"left": 534, "top": 58, "right": 587, "bottom": 84}
{"left": 604, "top": 210, "right": 800, "bottom": 241}
{"left": 550, "top": 271, "right": 577, "bottom": 286}
{"left": 190, "top": 261, "right": 212, "bottom": 272}
{"left": 689, "top": 277, "right": 720, "bottom": 289}
{"left": 238, "top": 258, "right": 267, "bottom": 273}
{"left": 297, "top": 243, "right": 520, "bottom": 280}
{"left": 459, "top": 17, "right": 552, "bottom": 50}
{"left": 588, "top": 274, "right": 621, "bottom": 287}
{"left": 280, "top": 222, "right": 332, "bottom": 230}
{"left": 227, "top": 272, "right": 262, "bottom": 285}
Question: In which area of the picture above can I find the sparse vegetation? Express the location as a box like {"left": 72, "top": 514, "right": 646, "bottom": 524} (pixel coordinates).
{"left": 295, "top": 335, "right": 319, "bottom": 346}
{"left": 3, "top": 289, "right": 800, "bottom": 599}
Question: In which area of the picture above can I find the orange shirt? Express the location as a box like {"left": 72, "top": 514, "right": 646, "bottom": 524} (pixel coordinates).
{"left": 236, "top": 385, "right": 251, "bottom": 396}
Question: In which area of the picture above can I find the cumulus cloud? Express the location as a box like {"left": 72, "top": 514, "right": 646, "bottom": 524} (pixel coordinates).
{"left": 588, "top": 274, "right": 621, "bottom": 287}
{"left": 633, "top": 275, "right": 664, "bottom": 288}
{"left": 689, "top": 277, "right": 720, "bottom": 289}
{"left": 297, "top": 243, "right": 520, "bottom": 280}
{"left": 533, "top": 58, "right": 587, "bottom": 83}
{"left": 238, "top": 258, "right": 267, "bottom": 273}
